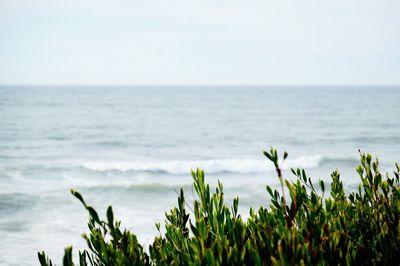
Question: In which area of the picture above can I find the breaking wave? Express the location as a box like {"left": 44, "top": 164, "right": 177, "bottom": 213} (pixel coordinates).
{"left": 79, "top": 155, "right": 324, "bottom": 175}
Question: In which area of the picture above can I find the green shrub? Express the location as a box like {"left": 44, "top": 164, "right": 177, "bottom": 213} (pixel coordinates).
{"left": 38, "top": 149, "right": 400, "bottom": 265}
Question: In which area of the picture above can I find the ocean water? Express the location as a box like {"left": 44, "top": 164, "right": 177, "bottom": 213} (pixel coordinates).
{"left": 0, "top": 85, "right": 399, "bottom": 265}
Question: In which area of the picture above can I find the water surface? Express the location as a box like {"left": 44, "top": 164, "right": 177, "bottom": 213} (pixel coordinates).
{"left": 0, "top": 86, "right": 399, "bottom": 265}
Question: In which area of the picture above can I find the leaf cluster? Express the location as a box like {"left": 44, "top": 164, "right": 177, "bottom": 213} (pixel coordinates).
{"left": 39, "top": 149, "right": 400, "bottom": 265}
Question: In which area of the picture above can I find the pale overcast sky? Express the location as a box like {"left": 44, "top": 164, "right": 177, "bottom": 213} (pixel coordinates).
{"left": 0, "top": 0, "right": 399, "bottom": 85}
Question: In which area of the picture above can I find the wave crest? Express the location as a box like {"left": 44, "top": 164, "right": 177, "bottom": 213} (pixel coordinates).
{"left": 79, "top": 155, "right": 323, "bottom": 175}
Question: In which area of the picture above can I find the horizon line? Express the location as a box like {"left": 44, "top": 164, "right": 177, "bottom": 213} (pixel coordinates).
{"left": 1, "top": 83, "right": 400, "bottom": 88}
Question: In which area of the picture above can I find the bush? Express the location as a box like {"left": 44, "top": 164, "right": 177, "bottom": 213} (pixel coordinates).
{"left": 38, "top": 149, "right": 400, "bottom": 265}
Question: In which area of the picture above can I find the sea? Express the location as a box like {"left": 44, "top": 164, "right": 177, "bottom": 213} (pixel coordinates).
{"left": 0, "top": 85, "right": 399, "bottom": 265}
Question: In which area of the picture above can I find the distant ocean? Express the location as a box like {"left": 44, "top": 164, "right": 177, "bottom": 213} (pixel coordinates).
{"left": 0, "top": 86, "right": 399, "bottom": 265}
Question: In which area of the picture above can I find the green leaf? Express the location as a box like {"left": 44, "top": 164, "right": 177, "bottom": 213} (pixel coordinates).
{"left": 70, "top": 189, "right": 86, "bottom": 206}
{"left": 87, "top": 206, "right": 101, "bottom": 224}
{"left": 263, "top": 150, "right": 273, "bottom": 161}
{"left": 63, "top": 246, "right": 74, "bottom": 266}
{"left": 283, "top": 151, "right": 288, "bottom": 160}
{"left": 320, "top": 180, "right": 325, "bottom": 192}
{"left": 107, "top": 206, "right": 114, "bottom": 226}
{"left": 38, "top": 251, "right": 52, "bottom": 266}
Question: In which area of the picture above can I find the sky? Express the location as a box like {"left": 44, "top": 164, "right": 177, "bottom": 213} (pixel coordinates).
{"left": 0, "top": 0, "right": 399, "bottom": 85}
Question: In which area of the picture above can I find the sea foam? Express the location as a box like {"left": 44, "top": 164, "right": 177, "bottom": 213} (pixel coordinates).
{"left": 79, "top": 155, "right": 323, "bottom": 175}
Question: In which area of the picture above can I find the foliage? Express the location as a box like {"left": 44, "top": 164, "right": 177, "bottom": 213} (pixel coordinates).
{"left": 38, "top": 149, "right": 400, "bottom": 265}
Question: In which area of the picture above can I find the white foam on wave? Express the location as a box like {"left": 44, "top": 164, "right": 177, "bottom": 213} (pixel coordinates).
{"left": 79, "top": 155, "right": 323, "bottom": 175}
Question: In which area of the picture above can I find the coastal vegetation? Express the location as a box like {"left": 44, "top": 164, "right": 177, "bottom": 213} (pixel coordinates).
{"left": 38, "top": 148, "right": 400, "bottom": 265}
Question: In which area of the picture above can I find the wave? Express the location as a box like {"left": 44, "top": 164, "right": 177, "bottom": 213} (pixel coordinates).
{"left": 79, "top": 155, "right": 323, "bottom": 175}
{"left": 0, "top": 193, "right": 39, "bottom": 215}
{"left": 320, "top": 156, "right": 360, "bottom": 167}
{"left": 81, "top": 182, "right": 193, "bottom": 192}
{"left": 345, "top": 135, "right": 400, "bottom": 144}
